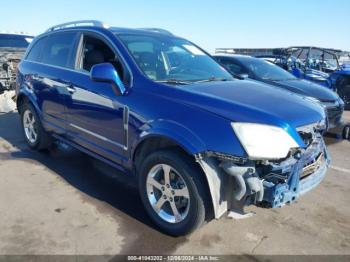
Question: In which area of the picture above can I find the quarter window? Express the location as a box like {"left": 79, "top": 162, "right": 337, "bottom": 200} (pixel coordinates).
{"left": 26, "top": 37, "right": 47, "bottom": 62}
{"left": 41, "top": 32, "right": 78, "bottom": 68}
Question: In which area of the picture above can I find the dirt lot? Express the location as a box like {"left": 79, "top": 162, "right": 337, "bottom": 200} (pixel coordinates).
{"left": 0, "top": 111, "right": 349, "bottom": 256}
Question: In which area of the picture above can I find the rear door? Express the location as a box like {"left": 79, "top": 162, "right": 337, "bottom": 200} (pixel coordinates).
{"left": 21, "top": 31, "right": 80, "bottom": 135}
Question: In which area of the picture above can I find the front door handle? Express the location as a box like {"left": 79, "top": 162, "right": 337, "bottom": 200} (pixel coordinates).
{"left": 66, "top": 85, "right": 76, "bottom": 94}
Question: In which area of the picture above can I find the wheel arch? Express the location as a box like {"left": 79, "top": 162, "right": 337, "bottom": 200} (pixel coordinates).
{"left": 16, "top": 89, "right": 41, "bottom": 117}
{"left": 131, "top": 129, "right": 214, "bottom": 220}
{"left": 132, "top": 133, "right": 203, "bottom": 173}
{"left": 131, "top": 121, "right": 207, "bottom": 166}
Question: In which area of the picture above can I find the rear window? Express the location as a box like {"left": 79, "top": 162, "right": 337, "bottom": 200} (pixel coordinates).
{"left": 0, "top": 34, "right": 33, "bottom": 48}
{"left": 41, "top": 32, "right": 78, "bottom": 68}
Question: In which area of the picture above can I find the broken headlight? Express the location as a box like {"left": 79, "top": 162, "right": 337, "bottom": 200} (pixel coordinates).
{"left": 232, "top": 123, "right": 299, "bottom": 160}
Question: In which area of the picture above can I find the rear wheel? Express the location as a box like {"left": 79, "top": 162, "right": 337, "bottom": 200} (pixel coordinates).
{"left": 337, "top": 77, "right": 350, "bottom": 110}
{"left": 139, "top": 149, "right": 208, "bottom": 236}
{"left": 20, "top": 103, "right": 52, "bottom": 150}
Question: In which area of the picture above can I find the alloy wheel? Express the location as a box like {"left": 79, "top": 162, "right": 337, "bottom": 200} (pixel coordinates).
{"left": 146, "top": 164, "right": 190, "bottom": 223}
{"left": 23, "top": 109, "right": 38, "bottom": 144}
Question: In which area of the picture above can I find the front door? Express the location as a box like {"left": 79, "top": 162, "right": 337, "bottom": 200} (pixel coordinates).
{"left": 65, "top": 32, "right": 130, "bottom": 165}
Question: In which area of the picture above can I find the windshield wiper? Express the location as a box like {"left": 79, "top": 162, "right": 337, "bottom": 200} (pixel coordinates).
{"left": 270, "top": 78, "right": 298, "bottom": 81}
{"left": 156, "top": 79, "right": 192, "bottom": 85}
{"left": 194, "top": 77, "right": 231, "bottom": 83}
{"left": 230, "top": 74, "right": 246, "bottom": 80}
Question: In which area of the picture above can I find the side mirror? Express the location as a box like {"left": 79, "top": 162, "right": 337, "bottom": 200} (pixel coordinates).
{"left": 90, "top": 63, "right": 126, "bottom": 95}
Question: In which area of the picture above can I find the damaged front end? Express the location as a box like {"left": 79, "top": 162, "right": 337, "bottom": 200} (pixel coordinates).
{"left": 196, "top": 122, "right": 330, "bottom": 219}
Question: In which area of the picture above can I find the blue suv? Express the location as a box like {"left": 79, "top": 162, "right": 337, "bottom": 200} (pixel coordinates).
{"left": 16, "top": 21, "right": 330, "bottom": 236}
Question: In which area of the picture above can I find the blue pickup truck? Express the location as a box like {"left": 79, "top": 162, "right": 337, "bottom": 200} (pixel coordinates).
{"left": 16, "top": 21, "right": 330, "bottom": 236}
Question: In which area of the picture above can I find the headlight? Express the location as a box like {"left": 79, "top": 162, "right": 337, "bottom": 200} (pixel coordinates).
{"left": 232, "top": 123, "right": 299, "bottom": 160}
{"left": 304, "top": 96, "right": 321, "bottom": 105}
{"left": 322, "top": 101, "right": 339, "bottom": 108}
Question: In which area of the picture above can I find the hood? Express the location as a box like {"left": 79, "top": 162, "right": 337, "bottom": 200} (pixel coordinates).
{"left": 168, "top": 80, "right": 325, "bottom": 130}
{"left": 269, "top": 79, "right": 339, "bottom": 102}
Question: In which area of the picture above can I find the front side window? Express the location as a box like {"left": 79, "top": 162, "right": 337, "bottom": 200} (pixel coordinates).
{"left": 77, "top": 34, "right": 129, "bottom": 84}
{"left": 118, "top": 34, "right": 233, "bottom": 83}
{"left": 41, "top": 32, "right": 78, "bottom": 68}
{"left": 219, "top": 58, "right": 247, "bottom": 75}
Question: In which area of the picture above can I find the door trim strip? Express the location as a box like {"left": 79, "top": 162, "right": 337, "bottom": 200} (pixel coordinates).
{"left": 69, "top": 123, "right": 127, "bottom": 151}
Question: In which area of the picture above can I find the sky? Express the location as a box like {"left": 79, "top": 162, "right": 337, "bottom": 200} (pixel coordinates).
{"left": 1, "top": 0, "right": 349, "bottom": 53}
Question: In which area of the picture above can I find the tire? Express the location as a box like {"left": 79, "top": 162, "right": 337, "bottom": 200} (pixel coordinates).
{"left": 20, "top": 102, "right": 52, "bottom": 150}
{"left": 138, "top": 149, "right": 209, "bottom": 236}
{"left": 343, "top": 125, "right": 350, "bottom": 140}
{"left": 337, "top": 77, "right": 350, "bottom": 110}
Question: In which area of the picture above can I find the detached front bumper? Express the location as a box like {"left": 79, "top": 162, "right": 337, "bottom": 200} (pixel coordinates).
{"left": 263, "top": 136, "right": 330, "bottom": 208}
{"left": 196, "top": 133, "right": 330, "bottom": 219}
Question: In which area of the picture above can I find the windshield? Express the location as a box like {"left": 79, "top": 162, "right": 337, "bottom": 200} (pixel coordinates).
{"left": 246, "top": 58, "right": 296, "bottom": 81}
{"left": 118, "top": 34, "right": 233, "bottom": 83}
{"left": 0, "top": 35, "right": 33, "bottom": 48}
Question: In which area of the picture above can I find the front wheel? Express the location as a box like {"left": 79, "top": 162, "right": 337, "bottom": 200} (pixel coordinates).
{"left": 138, "top": 149, "right": 209, "bottom": 236}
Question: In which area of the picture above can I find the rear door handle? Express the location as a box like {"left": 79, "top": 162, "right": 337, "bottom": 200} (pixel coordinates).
{"left": 32, "top": 74, "right": 40, "bottom": 80}
{"left": 26, "top": 73, "right": 40, "bottom": 81}
{"left": 66, "top": 85, "right": 76, "bottom": 94}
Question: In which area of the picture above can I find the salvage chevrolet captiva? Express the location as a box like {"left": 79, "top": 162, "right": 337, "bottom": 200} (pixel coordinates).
{"left": 16, "top": 21, "right": 330, "bottom": 236}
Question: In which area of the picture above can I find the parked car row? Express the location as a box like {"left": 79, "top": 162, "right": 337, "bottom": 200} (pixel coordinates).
{"left": 14, "top": 20, "right": 337, "bottom": 236}
{"left": 213, "top": 54, "right": 344, "bottom": 129}
{"left": 254, "top": 47, "right": 350, "bottom": 110}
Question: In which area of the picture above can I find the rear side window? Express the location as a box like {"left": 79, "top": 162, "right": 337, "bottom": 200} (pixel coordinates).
{"left": 41, "top": 32, "right": 78, "bottom": 68}
{"left": 26, "top": 37, "right": 47, "bottom": 62}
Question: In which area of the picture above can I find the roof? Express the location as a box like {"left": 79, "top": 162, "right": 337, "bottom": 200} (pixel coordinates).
{"left": 213, "top": 53, "right": 257, "bottom": 61}
{"left": 110, "top": 27, "right": 175, "bottom": 37}
{"left": 42, "top": 20, "right": 176, "bottom": 38}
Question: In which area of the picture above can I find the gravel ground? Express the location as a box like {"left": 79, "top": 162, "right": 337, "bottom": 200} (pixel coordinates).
{"left": 0, "top": 111, "right": 349, "bottom": 256}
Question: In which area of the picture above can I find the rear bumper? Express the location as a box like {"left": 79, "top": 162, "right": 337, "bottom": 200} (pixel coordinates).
{"left": 262, "top": 136, "right": 330, "bottom": 208}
